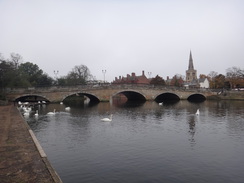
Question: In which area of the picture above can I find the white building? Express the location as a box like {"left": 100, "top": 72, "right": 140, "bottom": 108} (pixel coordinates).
{"left": 199, "top": 78, "right": 209, "bottom": 88}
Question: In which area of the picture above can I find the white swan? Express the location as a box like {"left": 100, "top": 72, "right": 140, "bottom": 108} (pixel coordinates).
{"left": 24, "top": 107, "right": 32, "bottom": 113}
{"left": 23, "top": 110, "right": 30, "bottom": 117}
{"left": 34, "top": 110, "right": 39, "bottom": 117}
{"left": 65, "top": 107, "right": 71, "bottom": 111}
{"left": 101, "top": 114, "right": 113, "bottom": 122}
{"left": 195, "top": 109, "right": 200, "bottom": 115}
{"left": 47, "top": 109, "right": 56, "bottom": 115}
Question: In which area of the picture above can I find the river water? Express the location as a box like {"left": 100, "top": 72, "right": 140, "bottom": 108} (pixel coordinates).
{"left": 26, "top": 100, "right": 244, "bottom": 183}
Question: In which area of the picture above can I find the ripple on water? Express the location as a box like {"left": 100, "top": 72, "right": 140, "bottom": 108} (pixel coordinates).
{"left": 27, "top": 101, "right": 244, "bottom": 183}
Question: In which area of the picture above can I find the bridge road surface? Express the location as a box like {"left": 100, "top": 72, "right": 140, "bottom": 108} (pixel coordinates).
{"left": 0, "top": 104, "right": 62, "bottom": 183}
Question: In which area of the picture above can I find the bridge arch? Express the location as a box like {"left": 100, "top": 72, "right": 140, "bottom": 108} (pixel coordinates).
{"left": 14, "top": 94, "right": 51, "bottom": 103}
{"left": 113, "top": 90, "right": 146, "bottom": 101}
{"left": 62, "top": 92, "right": 100, "bottom": 103}
{"left": 187, "top": 93, "right": 206, "bottom": 102}
{"left": 155, "top": 92, "right": 180, "bottom": 103}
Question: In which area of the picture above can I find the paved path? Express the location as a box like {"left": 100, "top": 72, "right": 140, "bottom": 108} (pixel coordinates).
{"left": 0, "top": 105, "right": 62, "bottom": 183}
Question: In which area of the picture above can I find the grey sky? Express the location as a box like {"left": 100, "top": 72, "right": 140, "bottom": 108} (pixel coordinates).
{"left": 0, "top": 0, "right": 243, "bottom": 82}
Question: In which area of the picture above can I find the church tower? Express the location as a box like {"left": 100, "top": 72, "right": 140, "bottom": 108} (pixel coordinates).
{"left": 186, "top": 51, "right": 197, "bottom": 83}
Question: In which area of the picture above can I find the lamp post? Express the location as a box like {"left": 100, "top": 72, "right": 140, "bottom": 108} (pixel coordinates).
{"left": 53, "top": 70, "right": 59, "bottom": 80}
{"left": 102, "top": 70, "right": 106, "bottom": 83}
{"left": 148, "top": 72, "right": 152, "bottom": 78}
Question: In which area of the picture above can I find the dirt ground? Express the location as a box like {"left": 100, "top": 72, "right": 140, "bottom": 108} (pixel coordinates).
{"left": 0, "top": 105, "right": 62, "bottom": 183}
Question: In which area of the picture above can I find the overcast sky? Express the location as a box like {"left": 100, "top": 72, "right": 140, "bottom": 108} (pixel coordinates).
{"left": 0, "top": 0, "right": 243, "bottom": 82}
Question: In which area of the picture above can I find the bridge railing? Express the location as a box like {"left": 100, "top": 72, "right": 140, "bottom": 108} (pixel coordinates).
{"left": 5, "top": 84, "right": 217, "bottom": 94}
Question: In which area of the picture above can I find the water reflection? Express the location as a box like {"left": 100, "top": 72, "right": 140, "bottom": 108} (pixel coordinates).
{"left": 187, "top": 115, "right": 196, "bottom": 146}
{"left": 26, "top": 100, "right": 244, "bottom": 183}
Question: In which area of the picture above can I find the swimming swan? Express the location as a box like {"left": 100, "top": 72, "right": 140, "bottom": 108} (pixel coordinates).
{"left": 65, "top": 107, "right": 71, "bottom": 111}
{"left": 195, "top": 109, "right": 200, "bottom": 115}
{"left": 47, "top": 109, "right": 56, "bottom": 115}
{"left": 101, "top": 114, "right": 113, "bottom": 122}
{"left": 23, "top": 111, "right": 30, "bottom": 117}
{"left": 34, "top": 110, "right": 39, "bottom": 116}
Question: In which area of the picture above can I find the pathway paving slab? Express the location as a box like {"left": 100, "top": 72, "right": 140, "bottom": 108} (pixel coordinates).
{"left": 0, "top": 105, "right": 62, "bottom": 183}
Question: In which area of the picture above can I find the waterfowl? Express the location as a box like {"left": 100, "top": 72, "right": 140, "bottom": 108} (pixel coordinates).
{"left": 23, "top": 111, "right": 30, "bottom": 117}
{"left": 101, "top": 114, "right": 113, "bottom": 122}
{"left": 24, "top": 107, "right": 32, "bottom": 113}
{"left": 47, "top": 109, "right": 56, "bottom": 115}
{"left": 195, "top": 109, "right": 200, "bottom": 115}
{"left": 34, "top": 110, "right": 39, "bottom": 116}
{"left": 65, "top": 107, "right": 71, "bottom": 111}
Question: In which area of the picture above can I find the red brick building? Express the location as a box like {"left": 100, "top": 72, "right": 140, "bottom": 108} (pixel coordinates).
{"left": 112, "top": 70, "right": 150, "bottom": 84}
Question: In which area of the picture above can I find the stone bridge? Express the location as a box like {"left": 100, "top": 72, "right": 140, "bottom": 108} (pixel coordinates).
{"left": 6, "top": 84, "right": 217, "bottom": 103}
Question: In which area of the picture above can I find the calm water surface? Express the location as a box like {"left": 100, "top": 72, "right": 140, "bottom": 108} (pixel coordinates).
{"left": 26, "top": 100, "right": 244, "bottom": 183}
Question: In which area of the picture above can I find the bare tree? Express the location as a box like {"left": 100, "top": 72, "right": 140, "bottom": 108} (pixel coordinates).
{"left": 226, "top": 67, "right": 244, "bottom": 78}
{"left": 208, "top": 71, "right": 218, "bottom": 88}
{"left": 0, "top": 53, "right": 4, "bottom": 62}
{"left": 208, "top": 71, "right": 218, "bottom": 79}
{"left": 226, "top": 66, "right": 244, "bottom": 88}
{"left": 10, "top": 53, "right": 22, "bottom": 69}
{"left": 66, "top": 64, "right": 93, "bottom": 85}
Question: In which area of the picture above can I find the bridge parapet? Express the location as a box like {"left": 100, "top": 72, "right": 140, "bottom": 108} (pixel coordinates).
{"left": 5, "top": 84, "right": 218, "bottom": 103}
{"left": 6, "top": 84, "right": 215, "bottom": 93}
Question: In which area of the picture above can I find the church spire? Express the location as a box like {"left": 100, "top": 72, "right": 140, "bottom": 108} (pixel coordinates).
{"left": 188, "top": 50, "right": 194, "bottom": 70}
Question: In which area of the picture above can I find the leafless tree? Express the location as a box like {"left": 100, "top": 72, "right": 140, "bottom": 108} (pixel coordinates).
{"left": 66, "top": 64, "right": 93, "bottom": 85}
{"left": 226, "top": 66, "right": 244, "bottom": 88}
{"left": 10, "top": 53, "right": 22, "bottom": 69}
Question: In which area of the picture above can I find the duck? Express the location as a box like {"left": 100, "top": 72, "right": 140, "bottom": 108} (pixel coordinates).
{"left": 195, "top": 109, "right": 200, "bottom": 115}
{"left": 60, "top": 102, "right": 63, "bottom": 105}
{"left": 47, "top": 109, "right": 56, "bottom": 115}
{"left": 101, "top": 114, "right": 113, "bottom": 122}
{"left": 159, "top": 102, "right": 163, "bottom": 105}
{"left": 65, "top": 107, "right": 71, "bottom": 111}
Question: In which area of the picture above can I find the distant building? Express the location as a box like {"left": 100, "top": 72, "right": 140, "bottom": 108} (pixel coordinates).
{"left": 198, "top": 78, "right": 209, "bottom": 88}
{"left": 184, "top": 51, "right": 198, "bottom": 88}
{"left": 186, "top": 51, "right": 197, "bottom": 83}
{"left": 166, "top": 75, "right": 184, "bottom": 87}
{"left": 112, "top": 70, "right": 150, "bottom": 84}
{"left": 165, "top": 76, "right": 171, "bottom": 86}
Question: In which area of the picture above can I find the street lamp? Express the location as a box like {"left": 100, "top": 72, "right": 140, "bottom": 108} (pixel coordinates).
{"left": 148, "top": 72, "right": 152, "bottom": 78}
{"left": 102, "top": 70, "right": 106, "bottom": 83}
{"left": 53, "top": 70, "right": 59, "bottom": 80}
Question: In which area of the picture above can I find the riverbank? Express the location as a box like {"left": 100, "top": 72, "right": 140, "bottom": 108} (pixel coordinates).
{"left": 207, "top": 90, "right": 244, "bottom": 100}
{"left": 0, "top": 105, "right": 62, "bottom": 183}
